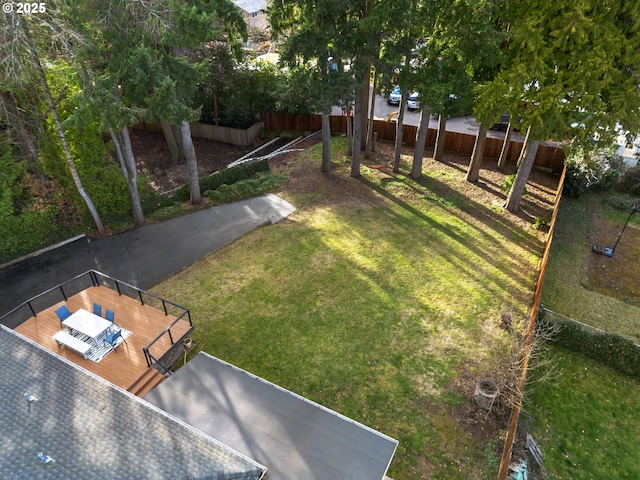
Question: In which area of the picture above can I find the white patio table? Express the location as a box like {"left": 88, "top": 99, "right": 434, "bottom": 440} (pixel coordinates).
{"left": 63, "top": 308, "right": 112, "bottom": 347}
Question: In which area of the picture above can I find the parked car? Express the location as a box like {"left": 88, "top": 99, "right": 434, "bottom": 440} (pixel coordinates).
{"left": 490, "top": 113, "right": 512, "bottom": 132}
{"left": 407, "top": 92, "right": 420, "bottom": 111}
{"left": 387, "top": 85, "right": 401, "bottom": 105}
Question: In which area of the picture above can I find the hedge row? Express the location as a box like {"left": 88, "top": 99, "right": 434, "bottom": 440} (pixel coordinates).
{"left": 171, "top": 158, "right": 270, "bottom": 202}
{"left": 539, "top": 318, "right": 640, "bottom": 380}
{"left": 0, "top": 210, "right": 63, "bottom": 265}
{"left": 204, "top": 171, "right": 288, "bottom": 204}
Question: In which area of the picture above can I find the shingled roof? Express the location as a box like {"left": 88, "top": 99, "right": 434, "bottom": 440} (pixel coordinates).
{"left": 0, "top": 327, "right": 266, "bottom": 480}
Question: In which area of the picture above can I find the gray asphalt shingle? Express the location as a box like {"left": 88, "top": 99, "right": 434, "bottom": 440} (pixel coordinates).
{"left": 0, "top": 327, "right": 266, "bottom": 480}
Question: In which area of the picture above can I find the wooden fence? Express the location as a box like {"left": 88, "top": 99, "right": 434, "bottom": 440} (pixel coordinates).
{"left": 261, "top": 111, "right": 566, "bottom": 173}
{"left": 497, "top": 166, "right": 567, "bottom": 480}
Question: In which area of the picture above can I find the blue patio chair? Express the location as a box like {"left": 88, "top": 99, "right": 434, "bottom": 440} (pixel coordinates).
{"left": 105, "top": 309, "right": 115, "bottom": 324}
{"left": 104, "top": 329, "right": 127, "bottom": 353}
{"left": 93, "top": 302, "right": 102, "bottom": 317}
{"left": 55, "top": 305, "right": 72, "bottom": 327}
{"left": 104, "top": 330, "right": 122, "bottom": 353}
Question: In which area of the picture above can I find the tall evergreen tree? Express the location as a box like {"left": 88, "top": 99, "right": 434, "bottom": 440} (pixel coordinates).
{"left": 476, "top": 0, "right": 640, "bottom": 213}
{"left": 0, "top": 1, "right": 106, "bottom": 234}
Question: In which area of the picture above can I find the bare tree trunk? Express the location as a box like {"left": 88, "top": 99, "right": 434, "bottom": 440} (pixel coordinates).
{"left": 31, "top": 43, "right": 105, "bottom": 235}
{"left": 161, "top": 120, "right": 180, "bottom": 163}
{"left": 0, "top": 91, "right": 46, "bottom": 184}
{"left": 171, "top": 123, "right": 185, "bottom": 162}
{"left": 345, "top": 106, "right": 353, "bottom": 155}
{"left": 497, "top": 119, "right": 513, "bottom": 170}
{"left": 321, "top": 110, "right": 332, "bottom": 176}
{"left": 351, "top": 86, "right": 363, "bottom": 178}
{"left": 466, "top": 122, "right": 488, "bottom": 183}
{"left": 434, "top": 111, "right": 447, "bottom": 161}
{"left": 359, "top": 64, "right": 370, "bottom": 151}
{"left": 505, "top": 137, "right": 540, "bottom": 213}
{"left": 213, "top": 84, "right": 219, "bottom": 126}
{"left": 365, "top": 74, "right": 377, "bottom": 158}
{"left": 180, "top": 121, "right": 202, "bottom": 204}
{"left": 516, "top": 126, "right": 531, "bottom": 169}
{"left": 393, "top": 88, "right": 409, "bottom": 172}
{"left": 411, "top": 105, "right": 430, "bottom": 179}
{"left": 110, "top": 127, "right": 145, "bottom": 226}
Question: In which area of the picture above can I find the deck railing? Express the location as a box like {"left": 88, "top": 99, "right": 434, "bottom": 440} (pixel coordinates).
{"left": 0, "top": 270, "right": 191, "bottom": 328}
{"left": 0, "top": 270, "right": 193, "bottom": 370}
{"left": 142, "top": 310, "right": 193, "bottom": 372}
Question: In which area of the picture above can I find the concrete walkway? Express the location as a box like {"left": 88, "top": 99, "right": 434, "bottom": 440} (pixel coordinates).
{"left": 0, "top": 194, "right": 296, "bottom": 319}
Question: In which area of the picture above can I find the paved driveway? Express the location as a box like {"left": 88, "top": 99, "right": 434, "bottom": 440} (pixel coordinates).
{"left": 0, "top": 194, "right": 296, "bottom": 319}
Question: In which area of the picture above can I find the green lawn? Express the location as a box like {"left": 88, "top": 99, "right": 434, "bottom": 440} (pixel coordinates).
{"left": 525, "top": 346, "right": 640, "bottom": 479}
{"left": 528, "top": 192, "right": 640, "bottom": 479}
{"left": 541, "top": 193, "right": 640, "bottom": 339}
{"left": 152, "top": 138, "right": 548, "bottom": 479}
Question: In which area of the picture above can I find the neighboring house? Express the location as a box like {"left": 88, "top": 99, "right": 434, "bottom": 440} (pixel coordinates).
{"left": 1, "top": 272, "right": 398, "bottom": 479}
{"left": 615, "top": 132, "right": 640, "bottom": 168}
{"left": 233, "top": 0, "right": 268, "bottom": 31}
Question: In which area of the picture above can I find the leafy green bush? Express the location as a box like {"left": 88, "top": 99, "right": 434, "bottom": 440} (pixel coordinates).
{"left": 0, "top": 209, "right": 71, "bottom": 264}
{"left": 199, "top": 64, "right": 280, "bottom": 129}
{"left": 204, "top": 171, "right": 288, "bottom": 204}
{"left": 563, "top": 144, "right": 625, "bottom": 198}
{"left": 540, "top": 317, "right": 640, "bottom": 380}
{"left": 171, "top": 158, "right": 271, "bottom": 202}
{"left": 0, "top": 144, "right": 27, "bottom": 217}
{"left": 501, "top": 174, "right": 526, "bottom": 195}
{"left": 616, "top": 166, "right": 640, "bottom": 196}
{"left": 606, "top": 195, "right": 637, "bottom": 211}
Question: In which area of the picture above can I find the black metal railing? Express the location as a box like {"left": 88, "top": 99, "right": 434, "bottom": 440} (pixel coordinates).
{"left": 142, "top": 310, "right": 193, "bottom": 370}
{"left": 1, "top": 270, "right": 191, "bottom": 325}
{"left": 0, "top": 270, "right": 193, "bottom": 369}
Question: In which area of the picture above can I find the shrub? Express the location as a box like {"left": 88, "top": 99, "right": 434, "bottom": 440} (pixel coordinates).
{"left": 0, "top": 144, "right": 27, "bottom": 217}
{"left": 616, "top": 166, "right": 640, "bottom": 196}
{"left": 501, "top": 174, "right": 526, "bottom": 195}
{"left": 0, "top": 209, "right": 69, "bottom": 264}
{"left": 606, "top": 195, "right": 637, "bottom": 211}
{"left": 563, "top": 144, "right": 625, "bottom": 198}
{"left": 204, "top": 172, "right": 288, "bottom": 204}
{"left": 171, "top": 158, "right": 271, "bottom": 202}
{"left": 540, "top": 317, "right": 640, "bottom": 380}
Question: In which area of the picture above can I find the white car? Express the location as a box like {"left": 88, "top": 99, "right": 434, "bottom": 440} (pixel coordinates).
{"left": 387, "top": 85, "right": 401, "bottom": 105}
{"left": 407, "top": 92, "right": 420, "bottom": 111}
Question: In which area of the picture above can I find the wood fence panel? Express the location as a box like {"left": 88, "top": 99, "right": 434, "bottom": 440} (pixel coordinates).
{"left": 402, "top": 125, "right": 418, "bottom": 144}
{"left": 483, "top": 137, "right": 504, "bottom": 160}
{"left": 189, "top": 122, "right": 263, "bottom": 146}
{"left": 507, "top": 141, "right": 525, "bottom": 163}
{"left": 262, "top": 112, "right": 565, "bottom": 172}
{"left": 535, "top": 144, "right": 565, "bottom": 173}
{"left": 445, "top": 131, "right": 476, "bottom": 155}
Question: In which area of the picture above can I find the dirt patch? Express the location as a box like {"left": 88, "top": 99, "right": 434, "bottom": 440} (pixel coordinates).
{"left": 271, "top": 138, "right": 559, "bottom": 236}
{"left": 587, "top": 215, "right": 640, "bottom": 305}
{"left": 130, "top": 128, "right": 559, "bottom": 233}
{"left": 129, "top": 128, "right": 260, "bottom": 193}
{"left": 270, "top": 138, "right": 389, "bottom": 211}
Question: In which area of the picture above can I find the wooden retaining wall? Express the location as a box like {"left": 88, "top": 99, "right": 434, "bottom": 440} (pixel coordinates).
{"left": 137, "top": 121, "right": 263, "bottom": 147}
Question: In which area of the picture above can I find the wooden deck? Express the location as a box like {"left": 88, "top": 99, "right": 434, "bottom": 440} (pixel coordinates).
{"left": 14, "top": 285, "right": 193, "bottom": 393}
